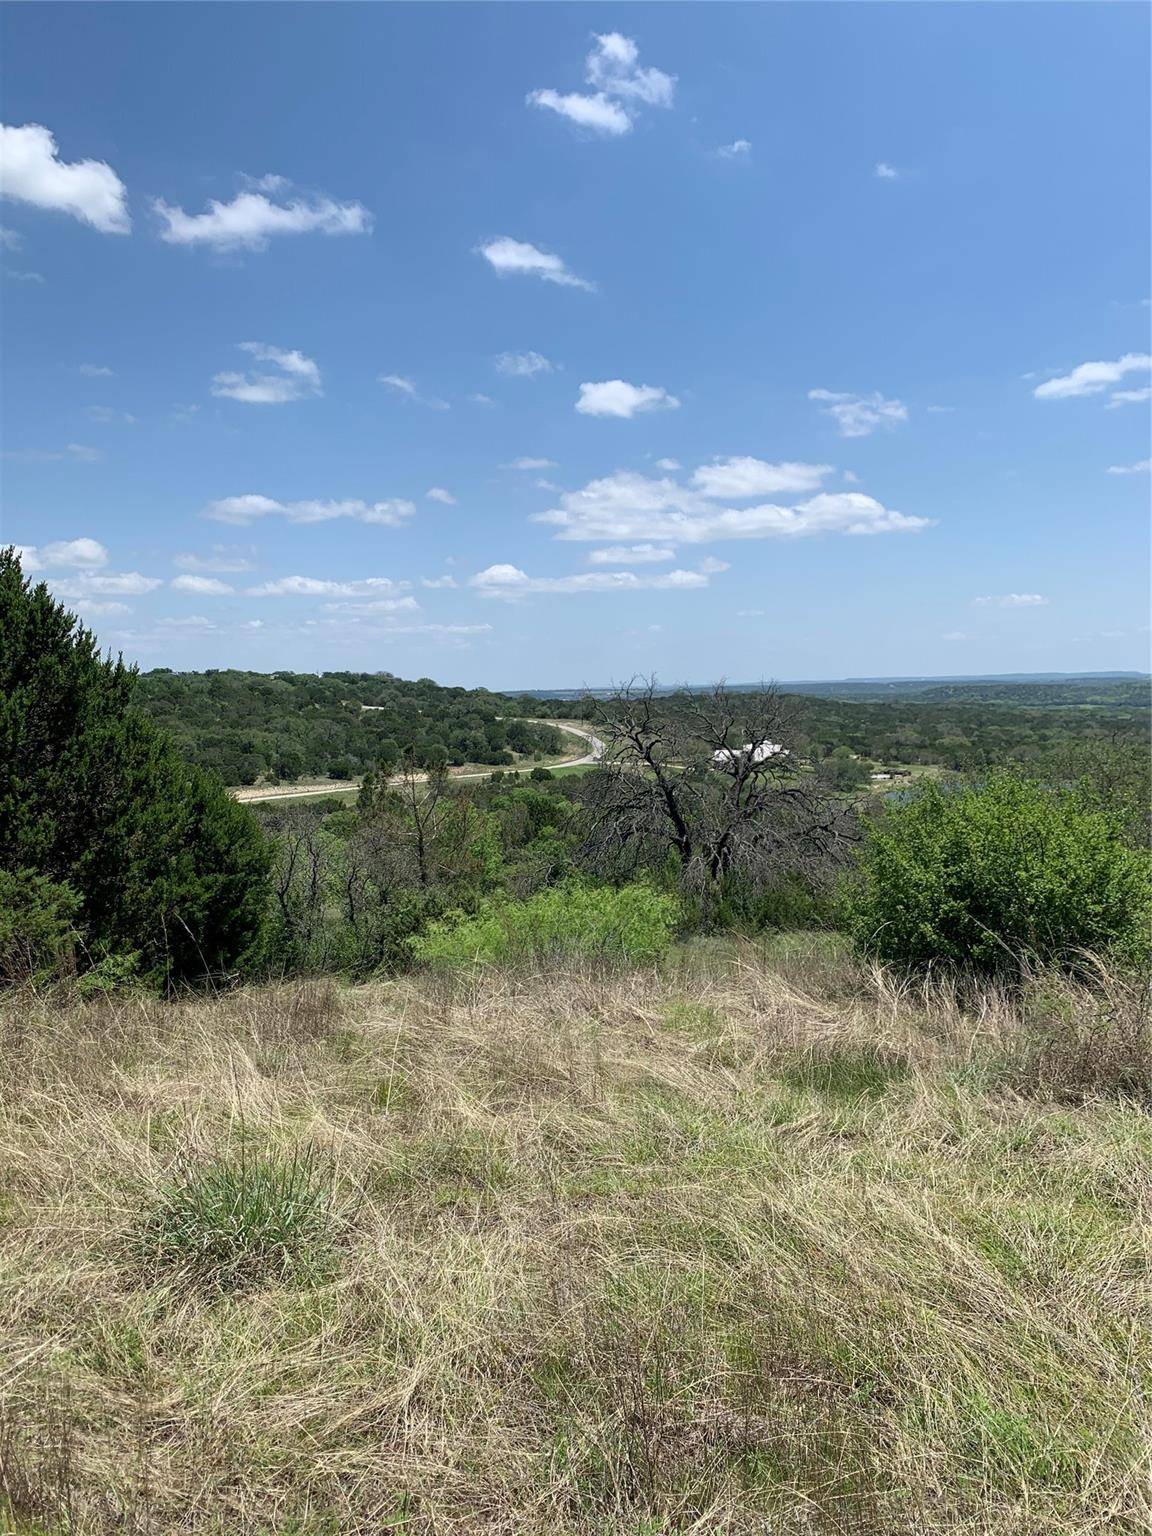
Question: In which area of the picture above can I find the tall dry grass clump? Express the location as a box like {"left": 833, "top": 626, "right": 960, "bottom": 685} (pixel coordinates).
{"left": 0, "top": 947, "right": 1147, "bottom": 1534}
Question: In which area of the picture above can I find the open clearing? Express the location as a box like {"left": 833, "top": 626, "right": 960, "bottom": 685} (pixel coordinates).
{"left": 1, "top": 939, "right": 1147, "bottom": 1534}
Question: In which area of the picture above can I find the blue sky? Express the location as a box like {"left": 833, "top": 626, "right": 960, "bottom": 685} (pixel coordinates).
{"left": 2, "top": 2, "right": 1149, "bottom": 689}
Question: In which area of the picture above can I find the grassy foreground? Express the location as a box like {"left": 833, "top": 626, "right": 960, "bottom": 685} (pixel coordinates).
{"left": 0, "top": 939, "right": 1148, "bottom": 1534}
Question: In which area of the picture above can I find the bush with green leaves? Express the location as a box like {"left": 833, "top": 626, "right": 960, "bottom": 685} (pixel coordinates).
{"left": 409, "top": 880, "right": 679, "bottom": 969}
{"left": 0, "top": 870, "right": 81, "bottom": 983}
{"left": 0, "top": 549, "right": 271, "bottom": 986}
{"left": 141, "top": 1147, "right": 337, "bottom": 1291}
{"left": 846, "top": 773, "right": 1150, "bottom": 973}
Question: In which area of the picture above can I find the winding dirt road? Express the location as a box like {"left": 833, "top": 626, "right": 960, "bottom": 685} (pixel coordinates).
{"left": 230, "top": 721, "right": 604, "bottom": 804}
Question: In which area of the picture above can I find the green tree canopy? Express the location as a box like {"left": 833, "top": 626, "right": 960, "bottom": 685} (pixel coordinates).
{"left": 0, "top": 549, "right": 271, "bottom": 985}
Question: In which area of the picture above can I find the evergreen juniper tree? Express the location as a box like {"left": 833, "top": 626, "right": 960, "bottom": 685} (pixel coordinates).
{"left": 0, "top": 549, "right": 271, "bottom": 985}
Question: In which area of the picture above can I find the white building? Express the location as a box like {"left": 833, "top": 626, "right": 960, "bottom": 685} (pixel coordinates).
{"left": 712, "top": 741, "right": 790, "bottom": 768}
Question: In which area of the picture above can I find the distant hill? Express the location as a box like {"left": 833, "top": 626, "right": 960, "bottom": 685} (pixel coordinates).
{"left": 516, "top": 673, "right": 1151, "bottom": 707}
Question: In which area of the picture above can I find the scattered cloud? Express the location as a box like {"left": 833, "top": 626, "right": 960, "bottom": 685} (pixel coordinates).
{"left": 534, "top": 468, "right": 931, "bottom": 543}
{"left": 320, "top": 596, "right": 421, "bottom": 616}
{"left": 422, "top": 574, "right": 458, "bottom": 589}
{"left": 426, "top": 486, "right": 456, "bottom": 504}
{"left": 528, "top": 32, "right": 674, "bottom": 137}
{"left": 379, "top": 373, "right": 449, "bottom": 409}
{"left": 1033, "top": 353, "right": 1151, "bottom": 402}
{"left": 53, "top": 570, "right": 162, "bottom": 597}
{"left": 691, "top": 457, "right": 833, "bottom": 498}
{"left": 495, "top": 350, "right": 554, "bottom": 377}
{"left": 737, "top": 609, "right": 766, "bottom": 618}
{"left": 941, "top": 631, "right": 971, "bottom": 642}
{"left": 0, "top": 225, "right": 21, "bottom": 249}
{"left": 5, "top": 267, "right": 44, "bottom": 283}
{"left": 77, "top": 363, "right": 114, "bottom": 377}
{"left": 654, "top": 457, "right": 681, "bottom": 471}
{"left": 1106, "top": 458, "right": 1151, "bottom": 475}
{"left": 5, "top": 442, "right": 102, "bottom": 463}
{"left": 527, "top": 90, "right": 631, "bottom": 135}
{"left": 171, "top": 574, "right": 234, "bottom": 596}
{"left": 13, "top": 537, "right": 109, "bottom": 572}
{"left": 873, "top": 162, "right": 901, "bottom": 180}
{"left": 0, "top": 123, "right": 130, "bottom": 234}
{"left": 588, "top": 544, "right": 675, "bottom": 565}
{"left": 809, "top": 389, "right": 908, "bottom": 438}
{"left": 1107, "top": 386, "right": 1152, "bottom": 408}
{"left": 174, "top": 545, "right": 256, "bottom": 573}
{"left": 576, "top": 379, "right": 679, "bottom": 418}
{"left": 212, "top": 342, "right": 322, "bottom": 404}
{"left": 476, "top": 237, "right": 593, "bottom": 291}
{"left": 205, "top": 493, "right": 415, "bottom": 527}
{"left": 972, "top": 593, "right": 1049, "bottom": 608}
{"left": 470, "top": 563, "right": 708, "bottom": 599}
{"left": 469, "top": 393, "right": 497, "bottom": 408}
{"left": 504, "top": 456, "right": 557, "bottom": 470}
{"left": 84, "top": 405, "right": 136, "bottom": 424}
{"left": 246, "top": 575, "right": 410, "bottom": 598}
{"left": 153, "top": 177, "right": 370, "bottom": 251}
{"left": 716, "top": 139, "right": 752, "bottom": 159}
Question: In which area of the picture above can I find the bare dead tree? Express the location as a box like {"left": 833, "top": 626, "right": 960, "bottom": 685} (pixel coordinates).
{"left": 577, "top": 678, "right": 856, "bottom": 901}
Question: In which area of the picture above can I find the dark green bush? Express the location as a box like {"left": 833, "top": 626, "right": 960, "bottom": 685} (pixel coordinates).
{"left": 0, "top": 869, "right": 81, "bottom": 983}
{"left": 0, "top": 549, "right": 271, "bottom": 986}
{"left": 846, "top": 774, "right": 1150, "bottom": 973}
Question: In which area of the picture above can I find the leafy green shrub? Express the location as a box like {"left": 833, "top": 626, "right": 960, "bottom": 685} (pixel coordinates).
{"left": 409, "top": 881, "right": 679, "bottom": 969}
{"left": 1, "top": 550, "right": 271, "bottom": 986}
{"left": 846, "top": 774, "right": 1150, "bottom": 973}
{"left": 0, "top": 869, "right": 81, "bottom": 983}
{"left": 140, "top": 1147, "right": 337, "bottom": 1291}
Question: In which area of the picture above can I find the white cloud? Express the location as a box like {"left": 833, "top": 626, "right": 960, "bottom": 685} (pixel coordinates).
{"left": 1106, "top": 458, "right": 1152, "bottom": 475}
{"left": 535, "top": 478, "right": 558, "bottom": 491}
{"left": 476, "top": 237, "right": 593, "bottom": 291}
{"left": 205, "top": 493, "right": 415, "bottom": 527}
{"left": 691, "top": 457, "right": 833, "bottom": 498}
{"left": 576, "top": 379, "right": 679, "bottom": 418}
{"left": 470, "top": 563, "right": 708, "bottom": 599}
{"left": 173, "top": 545, "right": 256, "bottom": 572}
{"left": 5, "top": 267, "right": 45, "bottom": 283}
{"left": 654, "top": 457, "right": 681, "bottom": 471}
{"left": 153, "top": 180, "right": 370, "bottom": 251}
{"left": 54, "top": 570, "right": 162, "bottom": 596}
{"left": 495, "top": 350, "right": 554, "bottom": 377}
{"left": 379, "top": 373, "right": 449, "bottom": 409}
{"left": 874, "top": 162, "right": 901, "bottom": 180}
{"left": 84, "top": 405, "right": 135, "bottom": 424}
{"left": 5, "top": 442, "right": 103, "bottom": 463}
{"left": 972, "top": 593, "right": 1048, "bottom": 608}
{"left": 171, "top": 574, "right": 234, "bottom": 596}
{"left": 469, "top": 393, "right": 497, "bottom": 407}
{"left": 212, "top": 342, "right": 322, "bottom": 405}
{"left": 716, "top": 140, "right": 752, "bottom": 159}
{"left": 72, "top": 599, "right": 131, "bottom": 618}
{"left": 941, "top": 631, "right": 971, "bottom": 642}
{"left": 320, "top": 596, "right": 422, "bottom": 616}
{"left": 527, "top": 91, "right": 632, "bottom": 135}
{"left": 697, "top": 556, "right": 730, "bottom": 574}
{"left": 16, "top": 537, "right": 109, "bottom": 572}
{"left": 588, "top": 544, "right": 675, "bottom": 565}
{"left": 534, "top": 469, "right": 931, "bottom": 543}
{"left": 0, "top": 123, "right": 130, "bottom": 234}
{"left": 809, "top": 389, "right": 908, "bottom": 438}
{"left": 77, "top": 363, "right": 114, "bottom": 377}
{"left": 422, "top": 575, "right": 458, "bottom": 589}
{"left": 1107, "top": 386, "right": 1152, "bottom": 408}
{"left": 527, "top": 32, "right": 674, "bottom": 137}
{"left": 737, "top": 609, "right": 766, "bottom": 618}
{"left": 0, "top": 225, "right": 21, "bottom": 249}
{"left": 426, "top": 486, "right": 456, "bottom": 504}
{"left": 247, "top": 575, "right": 409, "bottom": 598}
{"left": 1033, "top": 353, "right": 1151, "bottom": 402}
{"left": 585, "top": 33, "right": 675, "bottom": 107}
{"left": 504, "top": 456, "right": 557, "bottom": 470}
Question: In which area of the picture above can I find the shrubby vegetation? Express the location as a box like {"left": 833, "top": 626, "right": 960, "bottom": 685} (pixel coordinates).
{"left": 847, "top": 774, "right": 1150, "bottom": 973}
{"left": 2, "top": 549, "right": 1147, "bottom": 991}
{"left": 137, "top": 666, "right": 564, "bottom": 784}
{"left": 410, "top": 880, "right": 679, "bottom": 968}
{"left": 0, "top": 551, "right": 270, "bottom": 987}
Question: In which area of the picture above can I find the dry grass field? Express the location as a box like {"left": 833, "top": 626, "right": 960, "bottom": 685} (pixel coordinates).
{"left": 0, "top": 938, "right": 1148, "bottom": 1535}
